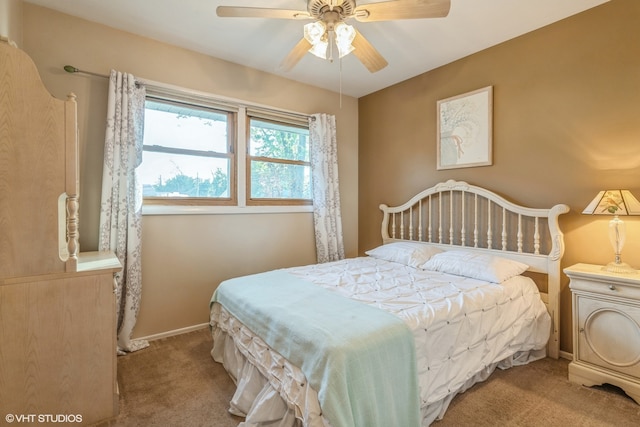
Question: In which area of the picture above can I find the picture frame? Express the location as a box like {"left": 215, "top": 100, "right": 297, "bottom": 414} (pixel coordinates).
{"left": 437, "top": 86, "right": 493, "bottom": 170}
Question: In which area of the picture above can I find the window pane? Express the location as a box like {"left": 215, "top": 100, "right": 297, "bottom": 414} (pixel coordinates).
{"left": 144, "top": 100, "right": 229, "bottom": 153}
{"left": 139, "top": 151, "right": 230, "bottom": 198}
{"left": 249, "top": 119, "right": 309, "bottom": 162}
{"left": 250, "top": 160, "right": 311, "bottom": 199}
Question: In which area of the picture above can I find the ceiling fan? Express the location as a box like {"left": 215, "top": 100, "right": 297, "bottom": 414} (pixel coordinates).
{"left": 217, "top": 0, "right": 451, "bottom": 73}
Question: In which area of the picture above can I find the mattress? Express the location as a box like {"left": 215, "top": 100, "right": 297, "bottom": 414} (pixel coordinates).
{"left": 210, "top": 255, "right": 551, "bottom": 426}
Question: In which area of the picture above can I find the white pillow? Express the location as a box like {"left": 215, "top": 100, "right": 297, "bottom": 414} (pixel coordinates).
{"left": 420, "top": 250, "right": 529, "bottom": 283}
{"left": 365, "top": 242, "right": 442, "bottom": 268}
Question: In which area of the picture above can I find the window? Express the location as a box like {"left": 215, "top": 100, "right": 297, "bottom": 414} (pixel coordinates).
{"left": 248, "top": 116, "right": 311, "bottom": 205}
{"left": 138, "top": 86, "right": 311, "bottom": 210}
{"left": 138, "top": 97, "right": 236, "bottom": 205}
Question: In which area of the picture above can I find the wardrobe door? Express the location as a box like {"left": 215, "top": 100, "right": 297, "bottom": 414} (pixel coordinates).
{"left": 0, "top": 41, "right": 79, "bottom": 279}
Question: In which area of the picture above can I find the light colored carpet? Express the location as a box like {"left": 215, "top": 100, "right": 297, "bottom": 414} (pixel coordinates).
{"left": 434, "top": 354, "right": 640, "bottom": 426}
{"left": 106, "top": 328, "right": 242, "bottom": 427}
{"left": 105, "top": 328, "right": 640, "bottom": 426}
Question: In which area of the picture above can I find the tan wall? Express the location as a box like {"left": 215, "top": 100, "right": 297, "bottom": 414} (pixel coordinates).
{"left": 359, "top": 0, "right": 640, "bottom": 354}
{"left": 0, "top": 0, "right": 23, "bottom": 46}
{"left": 22, "top": 4, "right": 359, "bottom": 338}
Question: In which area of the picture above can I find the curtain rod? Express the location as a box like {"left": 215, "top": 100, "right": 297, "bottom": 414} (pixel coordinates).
{"left": 64, "top": 65, "right": 109, "bottom": 79}
{"left": 63, "top": 65, "right": 144, "bottom": 85}
{"left": 62, "top": 64, "right": 311, "bottom": 121}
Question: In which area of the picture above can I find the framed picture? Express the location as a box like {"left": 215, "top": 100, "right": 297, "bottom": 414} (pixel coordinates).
{"left": 437, "top": 86, "right": 493, "bottom": 170}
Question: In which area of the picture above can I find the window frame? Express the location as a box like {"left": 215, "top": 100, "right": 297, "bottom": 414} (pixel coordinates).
{"left": 246, "top": 115, "right": 312, "bottom": 207}
{"left": 141, "top": 95, "right": 237, "bottom": 206}
{"left": 139, "top": 84, "right": 312, "bottom": 213}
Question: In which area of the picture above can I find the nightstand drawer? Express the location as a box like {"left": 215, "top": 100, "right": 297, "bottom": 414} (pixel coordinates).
{"left": 569, "top": 276, "right": 640, "bottom": 300}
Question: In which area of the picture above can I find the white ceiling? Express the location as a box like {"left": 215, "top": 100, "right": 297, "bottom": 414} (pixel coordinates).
{"left": 25, "top": 0, "right": 609, "bottom": 98}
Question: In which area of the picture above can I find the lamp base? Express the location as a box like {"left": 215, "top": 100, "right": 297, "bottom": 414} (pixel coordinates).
{"left": 602, "top": 261, "right": 637, "bottom": 274}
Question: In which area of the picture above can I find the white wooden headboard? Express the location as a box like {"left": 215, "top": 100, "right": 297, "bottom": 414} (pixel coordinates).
{"left": 379, "top": 179, "right": 570, "bottom": 359}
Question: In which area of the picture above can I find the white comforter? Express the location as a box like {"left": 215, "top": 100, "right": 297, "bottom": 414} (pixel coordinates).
{"left": 210, "top": 256, "right": 550, "bottom": 426}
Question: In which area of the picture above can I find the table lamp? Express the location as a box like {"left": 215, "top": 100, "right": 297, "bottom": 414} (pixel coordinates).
{"left": 583, "top": 189, "right": 640, "bottom": 274}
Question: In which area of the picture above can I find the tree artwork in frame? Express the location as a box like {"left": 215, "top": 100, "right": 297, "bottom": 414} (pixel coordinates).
{"left": 437, "top": 86, "right": 493, "bottom": 170}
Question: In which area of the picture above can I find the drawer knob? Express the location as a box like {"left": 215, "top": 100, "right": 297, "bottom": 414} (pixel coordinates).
{"left": 608, "top": 284, "right": 616, "bottom": 291}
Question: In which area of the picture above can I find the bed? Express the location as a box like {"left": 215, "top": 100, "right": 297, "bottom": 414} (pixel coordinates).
{"left": 209, "top": 179, "right": 570, "bottom": 427}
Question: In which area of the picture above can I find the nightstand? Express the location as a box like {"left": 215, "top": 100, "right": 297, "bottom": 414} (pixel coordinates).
{"left": 565, "top": 263, "right": 640, "bottom": 404}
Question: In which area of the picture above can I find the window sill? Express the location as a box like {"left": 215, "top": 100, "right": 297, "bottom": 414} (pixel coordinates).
{"left": 142, "top": 204, "right": 314, "bottom": 216}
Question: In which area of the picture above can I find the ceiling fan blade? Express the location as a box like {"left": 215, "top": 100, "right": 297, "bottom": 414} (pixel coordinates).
{"left": 216, "top": 6, "right": 311, "bottom": 20}
{"left": 354, "top": 0, "right": 451, "bottom": 22}
{"left": 351, "top": 29, "right": 388, "bottom": 73}
{"left": 280, "top": 38, "right": 313, "bottom": 72}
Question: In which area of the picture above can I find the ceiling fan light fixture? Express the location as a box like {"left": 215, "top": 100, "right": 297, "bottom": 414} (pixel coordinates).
{"left": 334, "top": 22, "right": 356, "bottom": 58}
{"left": 219, "top": 0, "right": 451, "bottom": 73}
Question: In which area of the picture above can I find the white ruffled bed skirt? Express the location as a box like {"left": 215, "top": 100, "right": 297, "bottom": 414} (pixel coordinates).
{"left": 210, "top": 304, "right": 545, "bottom": 427}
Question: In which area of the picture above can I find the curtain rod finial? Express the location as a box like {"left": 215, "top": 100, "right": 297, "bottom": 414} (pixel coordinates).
{"left": 64, "top": 65, "right": 78, "bottom": 74}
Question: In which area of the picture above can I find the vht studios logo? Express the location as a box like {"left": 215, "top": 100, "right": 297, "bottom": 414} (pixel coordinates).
{"left": 5, "top": 414, "right": 83, "bottom": 423}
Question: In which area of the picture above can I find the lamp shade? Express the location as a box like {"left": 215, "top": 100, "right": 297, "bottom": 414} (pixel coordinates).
{"left": 582, "top": 190, "right": 640, "bottom": 216}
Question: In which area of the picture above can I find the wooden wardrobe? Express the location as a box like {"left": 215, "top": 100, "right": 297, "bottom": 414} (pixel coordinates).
{"left": 0, "top": 40, "right": 121, "bottom": 424}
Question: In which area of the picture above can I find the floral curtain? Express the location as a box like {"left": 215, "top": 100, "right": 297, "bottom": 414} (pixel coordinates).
{"left": 98, "top": 70, "right": 149, "bottom": 354}
{"left": 309, "top": 113, "right": 345, "bottom": 263}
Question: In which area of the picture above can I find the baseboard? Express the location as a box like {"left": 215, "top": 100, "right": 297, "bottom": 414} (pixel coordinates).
{"left": 135, "top": 323, "right": 209, "bottom": 342}
{"left": 559, "top": 350, "right": 572, "bottom": 360}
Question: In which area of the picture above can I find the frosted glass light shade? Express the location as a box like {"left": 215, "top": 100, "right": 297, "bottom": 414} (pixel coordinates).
{"left": 335, "top": 22, "right": 356, "bottom": 58}
{"left": 308, "top": 40, "right": 328, "bottom": 59}
{"left": 304, "top": 21, "right": 326, "bottom": 43}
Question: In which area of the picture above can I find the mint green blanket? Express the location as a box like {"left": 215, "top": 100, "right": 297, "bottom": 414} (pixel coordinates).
{"left": 211, "top": 270, "right": 420, "bottom": 427}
